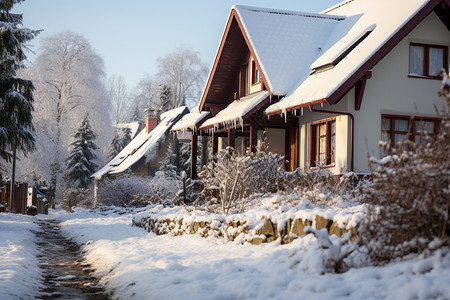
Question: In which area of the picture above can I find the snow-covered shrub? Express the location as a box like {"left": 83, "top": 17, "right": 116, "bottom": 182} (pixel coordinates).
{"left": 173, "top": 177, "right": 203, "bottom": 205}
{"left": 198, "top": 147, "right": 284, "bottom": 214}
{"left": 97, "top": 172, "right": 180, "bottom": 207}
{"left": 97, "top": 173, "right": 150, "bottom": 206}
{"left": 304, "top": 227, "right": 356, "bottom": 273}
{"left": 61, "top": 188, "right": 92, "bottom": 212}
{"left": 279, "top": 166, "right": 364, "bottom": 207}
{"left": 131, "top": 171, "right": 180, "bottom": 207}
{"left": 358, "top": 104, "right": 449, "bottom": 265}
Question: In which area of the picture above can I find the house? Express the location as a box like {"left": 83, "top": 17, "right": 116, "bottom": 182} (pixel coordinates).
{"left": 173, "top": 0, "right": 449, "bottom": 177}
{"left": 93, "top": 106, "right": 189, "bottom": 181}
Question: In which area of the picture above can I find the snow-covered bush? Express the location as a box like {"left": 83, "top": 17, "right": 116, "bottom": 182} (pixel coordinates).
{"left": 358, "top": 104, "right": 449, "bottom": 265}
{"left": 198, "top": 147, "right": 284, "bottom": 214}
{"left": 131, "top": 171, "right": 180, "bottom": 207}
{"left": 277, "top": 166, "right": 365, "bottom": 208}
{"left": 61, "top": 188, "right": 92, "bottom": 212}
{"left": 304, "top": 227, "right": 356, "bottom": 273}
{"left": 97, "top": 172, "right": 180, "bottom": 207}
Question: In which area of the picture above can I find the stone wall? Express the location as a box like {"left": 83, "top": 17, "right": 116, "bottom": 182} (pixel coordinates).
{"left": 133, "top": 212, "right": 358, "bottom": 245}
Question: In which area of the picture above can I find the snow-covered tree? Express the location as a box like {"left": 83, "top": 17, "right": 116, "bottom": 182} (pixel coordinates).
{"left": 108, "top": 127, "right": 132, "bottom": 160}
{"left": 65, "top": 115, "right": 98, "bottom": 189}
{"left": 107, "top": 75, "right": 129, "bottom": 124}
{"left": 0, "top": 0, "right": 40, "bottom": 162}
{"left": 126, "top": 74, "right": 162, "bottom": 122}
{"left": 156, "top": 46, "right": 208, "bottom": 108}
{"left": 159, "top": 84, "right": 173, "bottom": 112}
{"left": 159, "top": 139, "right": 178, "bottom": 179}
{"left": 18, "top": 31, "right": 112, "bottom": 197}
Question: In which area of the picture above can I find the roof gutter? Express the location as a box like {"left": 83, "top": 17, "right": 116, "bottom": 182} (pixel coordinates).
{"left": 308, "top": 105, "right": 354, "bottom": 172}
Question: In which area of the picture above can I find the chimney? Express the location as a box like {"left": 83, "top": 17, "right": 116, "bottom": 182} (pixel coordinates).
{"left": 144, "top": 108, "right": 159, "bottom": 133}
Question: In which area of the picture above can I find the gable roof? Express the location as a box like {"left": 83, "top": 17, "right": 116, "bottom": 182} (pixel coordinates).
{"left": 199, "top": 5, "right": 344, "bottom": 112}
{"left": 266, "top": 0, "right": 450, "bottom": 115}
{"left": 93, "top": 106, "right": 189, "bottom": 180}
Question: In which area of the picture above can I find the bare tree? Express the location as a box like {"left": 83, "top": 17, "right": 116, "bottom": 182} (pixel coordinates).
{"left": 107, "top": 75, "right": 129, "bottom": 124}
{"left": 18, "top": 31, "right": 112, "bottom": 200}
{"left": 156, "top": 46, "right": 208, "bottom": 108}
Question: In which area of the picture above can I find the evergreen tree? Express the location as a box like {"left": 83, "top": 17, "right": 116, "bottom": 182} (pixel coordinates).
{"left": 159, "top": 84, "right": 173, "bottom": 111}
{"left": 159, "top": 139, "right": 178, "bottom": 179}
{"left": 130, "top": 106, "right": 145, "bottom": 132}
{"left": 65, "top": 115, "right": 98, "bottom": 188}
{"left": 0, "top": 0, "right": 40, "bottom": 162}
{"left": 108, "top": 130, "right": 123, "bottom": 160}
{"left": 108, "top": 127, "right": 132, "bottom": 160}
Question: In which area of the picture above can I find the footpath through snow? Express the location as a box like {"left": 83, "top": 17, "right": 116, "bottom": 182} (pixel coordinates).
{"left": 2, "top": 207, "right": 450, "bottom": 299}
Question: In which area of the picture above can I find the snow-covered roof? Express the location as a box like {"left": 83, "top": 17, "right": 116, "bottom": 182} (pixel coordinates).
{"left": 265, "top": 0, "right": 429, "bottom": 115}
{"left": 233, "top": 5, "right": 345, "bottom": 96}
{"left": 200, "top": 91, "right": 269, "bottom": 131}
{"left": 114, "top": 121, "right": 140, "bottom": 139}
{"left": 93, "top": 106, "right": 188, "bottom": 180}
{"left": 171, "top": 106, "right": 210, "bottom": 132}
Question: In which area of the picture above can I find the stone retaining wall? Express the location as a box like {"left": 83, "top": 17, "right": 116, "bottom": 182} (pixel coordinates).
{"left": 133, "top": 212, "right": 358, "bottom": 245}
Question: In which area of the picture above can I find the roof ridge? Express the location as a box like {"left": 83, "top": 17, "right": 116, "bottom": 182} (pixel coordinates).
{"left": 234, "top": 5, "right": 345, "bottom": 21}
{"left": 322, "top": 0, "right": 355, "bottom": 14}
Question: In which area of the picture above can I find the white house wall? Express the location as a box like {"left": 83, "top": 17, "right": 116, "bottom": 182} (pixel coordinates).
{"left": 351, "top": 12, "right": 449, "bottom": 172}
{"left": 297, "top": 12, "right": 449, "bottom": 174}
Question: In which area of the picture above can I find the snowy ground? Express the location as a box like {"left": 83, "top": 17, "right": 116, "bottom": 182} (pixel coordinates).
{"left": 1, "top": 208, "right": 450, "bottom": 299}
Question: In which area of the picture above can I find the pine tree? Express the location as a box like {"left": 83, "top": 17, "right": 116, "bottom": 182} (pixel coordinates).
{"left": 0, "top": 0, "right": 40, "bottom": 162}
{"left": 108, "top": 127, "right": 132, "bottom": 160}
{"left": 159, "top": 84, "right": 173, "bottom": 111}
{"left": 108, "top": 129, "right": 123, "bottom": 160}
{"left": 65, "top": 115, "right": 98, "bottom": 188}
{"left": 159, "top": 139, "right": 178, "bottom": 179}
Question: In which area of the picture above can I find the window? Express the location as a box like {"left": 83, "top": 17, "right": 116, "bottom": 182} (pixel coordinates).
{"left": 311, "top": 119, "right": 335, "bottom": 167}
{"left": 409, "top": 43, "right": 448, "bottom": 78}
{"left": 251, "top": 60, "right": 260, "bottom": 85}
{"left": 381, "top": 115, "right": 440, "bottom": 148}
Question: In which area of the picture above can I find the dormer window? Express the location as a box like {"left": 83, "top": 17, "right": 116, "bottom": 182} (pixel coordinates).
{"left": 409, "top": 43, "right": 448, "bottom": 79}
{"left": 251, "top": 60, "right": 260, "bottom": 85}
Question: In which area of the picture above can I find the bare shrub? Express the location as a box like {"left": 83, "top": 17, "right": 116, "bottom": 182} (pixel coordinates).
{"left": 131, "top": 171, "right": 180, "bottom": 207}
{"left": 97, "top": 172, "right": 180, "bottom": 207}
{"left": 61, "top": 188, "right": 92, "bottom": 212}
{"left": 197, "top": 147, "right": 284, "bottom": 214}
{"left": 280, "top": 165, "right": 364, "bottom": 207}
{"left": 358, "top": 105, "right": 450, "bottom": 265}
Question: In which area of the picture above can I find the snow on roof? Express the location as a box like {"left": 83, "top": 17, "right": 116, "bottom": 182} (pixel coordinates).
{"left": 265, "top": 0, "right": 429, "bottom": 115}
{"left": 171, "top": 106, "right": 210, "bottom": 132}
{"left": 200, "top": 91, "right": 269, "bottom": 131}
{"left": 93, "top": 106, "right": 188, "bottom": 180}
{"left": 233, "top": 5, "right": 344, "bottom": 96}
{"left": 114, "top": 121, "right": 140, "bottom": 139}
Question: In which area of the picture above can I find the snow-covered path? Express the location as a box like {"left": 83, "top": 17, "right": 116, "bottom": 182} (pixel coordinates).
{"left": 35, "top": 218, "right": 108, "bottom": 299}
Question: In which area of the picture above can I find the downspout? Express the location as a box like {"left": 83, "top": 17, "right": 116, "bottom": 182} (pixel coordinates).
{"left": 308, "top": 105, "right": 354, "bottom": 172}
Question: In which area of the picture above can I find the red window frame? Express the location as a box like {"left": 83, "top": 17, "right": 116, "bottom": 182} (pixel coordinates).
{"left": 310, "top": 118, "right": 335, "bottom": 167}
{"left": 381, "top": 114, "right": 441, "bottom": 148}
{"left": 409, "top": 43, "right": 448, "bottom": 79}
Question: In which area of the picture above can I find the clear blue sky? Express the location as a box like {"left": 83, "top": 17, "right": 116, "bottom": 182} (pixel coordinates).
{"left": 13, "top": 0, "right": 342, "bottom": 89}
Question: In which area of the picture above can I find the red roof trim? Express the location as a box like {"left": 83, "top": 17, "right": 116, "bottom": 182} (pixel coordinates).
{"left": 199, "top": 8, "right": 273, "bottom": 112}
{"left": 327, "top": 0, "right": 448, "bottom": 105}
{"left": 265, "top": 98, "right": 328, "bottom": 117}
